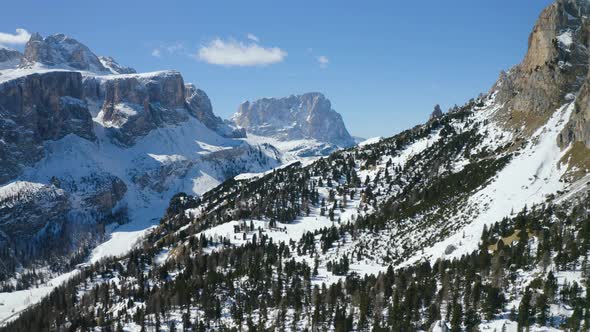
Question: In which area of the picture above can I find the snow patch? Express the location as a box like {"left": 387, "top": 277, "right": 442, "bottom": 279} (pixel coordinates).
{"left": 557, "top": 30, "right": 574, "bottom": 48}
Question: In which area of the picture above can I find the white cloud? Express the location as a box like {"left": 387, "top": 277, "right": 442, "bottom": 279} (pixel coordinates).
{"left": 246, "top": 33, "right": 259, "bottom": 42}
{"left": 197, "top": 38, "right": 287, "bottom": 67}
{"left": 150, "top": 42, "right": 185, "bottom": 58}
{"left": 317, "top": 55, "right": 330, "bottom": 68}
{"left": 0, "top": 28, "right": 31, "bottom": 45}
{"left": 165, "top": 42, "right": 185, "bottom": 53}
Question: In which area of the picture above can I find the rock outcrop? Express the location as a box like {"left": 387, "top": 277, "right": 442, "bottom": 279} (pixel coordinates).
{"left": 493, "top": 1, "right": 590, "bottom": 134}
{"left": 98, "top": 56, "right": 136, "bottom": 75}
{"left": 430, "top": 104, "right": 443, "bottom": 121}
{"left": 77, "top": 174, "right": 128, "bottom": 214}
{"left": 85, "top": 72, "right": 245, "bottom": 145}
{"left": 89, "top": 71, "right": 188, "bottom": 145}
{"left": 232, "top": 92, "right": 355, "bottom": 147}
{"left": 0, "top": 71, "right": 95, "bottom": 183}
{"left": 557, "top": 1, "right": 590, "bottom": 147}
{"left": 22, "top": 33, "right": 109, "bottom": 72}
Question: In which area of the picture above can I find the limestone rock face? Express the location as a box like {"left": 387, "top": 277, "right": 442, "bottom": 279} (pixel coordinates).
{"left": 495, "top": 0, "right": 590, "bottom": 127}
{"left": 91, "top": 71, "right": 189, "bottom": 145}
{"left": 22, "top": 33, "right": 109, "bottom": 72}
{"left": 232, "top": 92, "right": 354, "bottom": 147}
{"left": 486, "top": 0, "right": 590, "bottom": 148}
{"left": 82, "top": 73, "right": 244, "bottom": 144}
{"left": 558, "top": 0, "right": 590, "bottom": 147}
{"left": 185, "top": 84, "right": 213, "bottom": 123}
{"left": 0, "top": 71, "right": 95, "bottom": 183}
{"left": 80, "top": 175, "right": 128, "bottom": 214}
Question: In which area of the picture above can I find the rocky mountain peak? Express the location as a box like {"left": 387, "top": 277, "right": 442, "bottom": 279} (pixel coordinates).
{"left": 492, "top": 0, "right": 590, "bottom": 139}
{"left": 520, "top": 0, "right": 588, "bottom": 73}
{"left": 232, "top": 92, "right": 355, "bottom": 147}
{"left": 22, "top": 33, "right": 109, "bottom": 73}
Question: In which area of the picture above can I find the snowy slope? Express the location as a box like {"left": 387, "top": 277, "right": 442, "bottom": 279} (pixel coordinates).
{"left": 0, "top": 100, "right": 281, "bottom": 324}
{"left": 407, "top": 102, "right": 574, "bottom": 266}
{"left": 157, "top": 91, "right": 582, "bottom": 291}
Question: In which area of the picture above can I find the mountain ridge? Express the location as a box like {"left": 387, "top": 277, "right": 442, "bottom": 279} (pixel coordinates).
{"left": 232, "top": 92, "right": 355, "bottom": 150}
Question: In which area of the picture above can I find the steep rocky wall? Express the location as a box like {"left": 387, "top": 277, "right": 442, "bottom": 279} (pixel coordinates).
{"left": 92, "top": 71, "right": 189, "bottom": 145}
{"left": 0, "top": 71, "right": 94, "bottom": 183}
{"left": 494, "top": 0, "right": 590, "bottom": 137}
{"left": 232, "top": 92, "right": 355, "bottom": 147}
{"left": 22, "top": 33, "right": 108, "bottom": 72}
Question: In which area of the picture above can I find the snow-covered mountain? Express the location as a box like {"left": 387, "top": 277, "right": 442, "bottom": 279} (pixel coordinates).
{"left": 0, "top": 33, "right": 355, "bottom": 292}
{"left": 6, "top": 1, "right": 590, "bottom": 330}
{"left": 22, "top": 33, "right": 111, "bottom": 73}
{"left": 232, "top": 92, "right": 356, "bottom": 159}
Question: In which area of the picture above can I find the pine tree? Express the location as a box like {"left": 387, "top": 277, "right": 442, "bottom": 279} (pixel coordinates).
{"left": 517, "top": 287, "right": 532, "bottom": 329}
{"left": 450, "top": 297, "right": 463, "bottom": 332}
{"left": 464, "top": 307, "right": 480, "bottom": 331}
{"left": 535, "top": 293, "right": 549, "bottom": 326}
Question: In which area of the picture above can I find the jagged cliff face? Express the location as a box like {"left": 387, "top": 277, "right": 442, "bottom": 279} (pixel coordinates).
{"left": 232, "top": 92, "right": 355, "bottom": 147}
{"left": 22, "top": 33, "right": 109, "bottom": 72}
{"left": 84, "top": 72, "right": 244, "bottom": 145}
{"left": 495, "top": 0, "right": 590, "bottom": 136}
{"left": 560, "top": 0, "right": 590, "bottom": 148}
{"left": 91, "top": 71, "right": 188, "bottom": 145}
{"left": 0, "top": 71, "right": 94, "bottom": 183}
{"left": 491, "top": 0, "right": 590, "bottom": 155}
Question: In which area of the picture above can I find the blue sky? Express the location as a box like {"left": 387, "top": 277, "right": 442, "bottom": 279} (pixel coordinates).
{"left": 0, "top": 0, "right": 553, "bottom": 138}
